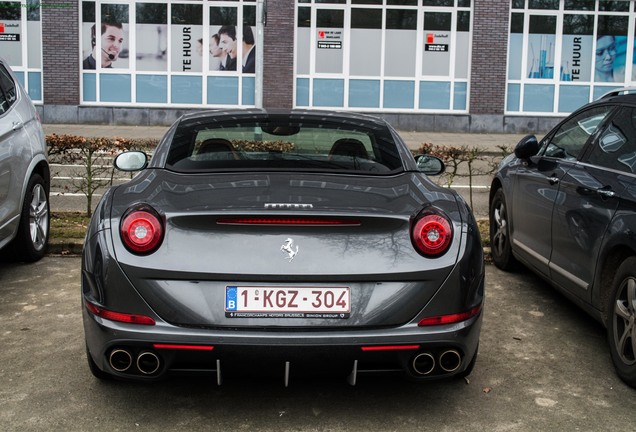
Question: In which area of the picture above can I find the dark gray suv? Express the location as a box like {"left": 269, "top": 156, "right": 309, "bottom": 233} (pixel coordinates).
{"left": 490, "top": 88, "right": 636, "bottom": 388}
{"left": 0, "top": 57, "right": 50, "bottom": 262}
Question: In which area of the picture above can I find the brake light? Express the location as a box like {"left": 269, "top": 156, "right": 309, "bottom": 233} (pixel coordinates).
{"left": 120, "top": 207, "right": 164, "bottom": 254}
{"left": 85, "top": 301, "right": 156, "bottom": 325}
{"left": 217, "top": 217, "right": 360, "bottom": 226}
{"left": 361, "top": 345, "right": 421, "bottom": 352}
{"left": 153, "top": 344, "right": 214, "bottom": 351}
{"left": 418, "top": 305, "right": 482, "bottom": 327}
{"left": 411, "top": 211, "right": 453, "bottom": 256}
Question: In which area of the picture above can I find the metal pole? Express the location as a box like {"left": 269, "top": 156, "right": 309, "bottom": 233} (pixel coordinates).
{"left": 255, "top": 0, "right": 265, "bottom": 108}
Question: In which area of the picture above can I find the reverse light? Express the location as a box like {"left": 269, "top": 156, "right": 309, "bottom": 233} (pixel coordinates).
{"left": 120, "top": 206, "right": 164, "bottom": 254}
{"left": 85, "top": 301, "right": 156, "bottom": 326}
{"left": 418, "top": 305, "right": 482, "bottom": 327}
{"left": 411, "top": 210, "right": 453, "bottom": 257}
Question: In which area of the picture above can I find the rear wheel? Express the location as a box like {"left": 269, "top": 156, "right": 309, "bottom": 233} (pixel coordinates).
{"left": 489, "top": 188, "right": 516, "bottom": 270}
{"left": 607, "top": 257, "right": 636, "bottom": 388}
{"left": 9, "top": 173, "right": 49, "bottom": 262}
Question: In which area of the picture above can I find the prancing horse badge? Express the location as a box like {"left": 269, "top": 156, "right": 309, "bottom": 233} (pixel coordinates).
{"left": 280, "top": 238, "right": 299, "bottom": 262}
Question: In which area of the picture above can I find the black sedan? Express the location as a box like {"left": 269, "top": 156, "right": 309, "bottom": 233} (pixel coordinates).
{"left": 489, "top": 89, "right": 636, "bottom": 388}
{"left": 82, "top": 109, "right": 484, "bottom": 385}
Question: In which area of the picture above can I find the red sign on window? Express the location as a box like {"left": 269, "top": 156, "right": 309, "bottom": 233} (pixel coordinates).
{"left": 0, "top": 23, "right": 5, "bottom": 33}
{"left": 427, "top": 33, "right": 434, "bottom": 44}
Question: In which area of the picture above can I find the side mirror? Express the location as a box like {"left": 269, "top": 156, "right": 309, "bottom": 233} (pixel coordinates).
{"left": 114, "top": 151, "right": 148, "bottom": 172}
{"left": 514, "top": 135, "right": 540, "bottom": 159}
{"left": 415, "top": 154, "right": 445, "bottom": 176}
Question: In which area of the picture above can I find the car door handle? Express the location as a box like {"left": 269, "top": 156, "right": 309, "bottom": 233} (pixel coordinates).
{"left": 547, "top": 176, "right": 560, "bottom": 185}
{"left": 12, "top": 121, "right": 23, "bottom": 131}
{"left": 596, "top": 188, "right": 616, "bottom": 199}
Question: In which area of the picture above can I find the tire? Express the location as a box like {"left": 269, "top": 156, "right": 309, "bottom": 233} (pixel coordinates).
{"left": 86, "top": 344, "right": 112, "bottom": 380}
{"left": 489, "top": 188, "right": 517, "bottom": 270}
{"left": 607, "top": 257, "right": 636, "bottom": 388}
{"left": 9, "top": 173, "right": 50, "bottom": 262}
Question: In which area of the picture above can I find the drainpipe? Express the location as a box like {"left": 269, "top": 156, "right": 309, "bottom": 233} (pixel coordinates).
{"left": 255, "top": 0, "right": 266, "bottom": 108}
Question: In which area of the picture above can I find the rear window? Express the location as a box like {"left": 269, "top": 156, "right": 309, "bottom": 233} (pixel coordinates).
{"left": 165, "top": 119, "right": 404, "bottom": 174}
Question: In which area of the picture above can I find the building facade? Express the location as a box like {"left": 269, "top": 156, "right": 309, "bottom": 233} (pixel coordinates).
{"left": 1, "top": 0, "right": 635, "bottom": 132}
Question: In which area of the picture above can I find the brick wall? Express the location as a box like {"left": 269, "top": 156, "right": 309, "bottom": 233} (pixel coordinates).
{"left": 262, "top": 0, "right": 294, "bottom": 108}
{"left": 470, "top": 0, "right": 510, "bottom": 115}
{"left": 42, "top": 4, "right": 80, "bottom": 105}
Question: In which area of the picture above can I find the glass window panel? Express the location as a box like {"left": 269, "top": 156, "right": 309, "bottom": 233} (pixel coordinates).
{"left": 316, "top": 10, "right": 344, "bottom": 74}
{"left": 27, "top": 71, "right": 41, "bottom": 101}
{"left": 457, "top": 11, "right": 470, "bottom": 32}
{"left": 172, "top": 76, "right": 202, "bottom": 104}
{"left": 422, "top": 0, "right": 453, "bottom": 6}
{"left": 561, "top": 15, "right": 593, "bottom": 82}
{"left": 0, "top": 1, "right": 22, "bottom": 65}
{"left": 350, "top": 28, "right": 381, "bottom": 75}
{"left": 242, "top": 76, "right": 255, "bottom": 105}
{"left": 527, "top": 16, "right": 556, "bottom": 79}
{"left": 349, "top": 79, "right": 381, "bottom": 108}
{"left": 351, "top": 8, "right": 382, "bottom": 29}
{"left": 171, "top": 4, "right": 203, "bottom": 73}
{"left": 207, "top": 76, "right": 238, "bottom": 104}
{"left": 510, "top": 13, "right": 524, "bottom": 34}
{"left": 136, "top": 3, "right": 168, "bottom": 72}
{"left": 383, "top": 80, "right": 414, "bottom": 109}
{"left": 512, "top": 0, "right": 525, "bottom": 8}
{"left": 508, "top": 19, "right": 524, "bottom": 79}
{"left": 26, "top": 6, "right": 42, "bottom": 68}
{"left": 529, "top": 0, "right": 559, "bottom": 9}
{"left": 424, "top": 12, "right": 452, "bottom": 31}
{"left": 507, "top": 83, "right": 521, "bottom": 111}
{"left": 453, "top": 82, "right": 467, "bottom": 110}
{"left": 419, "top": 81, "right": 450, "bottom": 109}
{"left": 558, "top": 85, "right": 590, "bottom": 112}
{"left": 388, "top": 0, "right": 417, "bottom": 5}
{"left": 82, "top": 1, "right": 95, "bottom": 22}
{"left": 100, "top": 74, "right": 131, "bottom": 103}
{"left": 316, "top": 9, "right": 344, "bottom": 28}
{"left": 296, "top": 78, "right": 310, "bottom": 106}
{"left": 316, "top": 0, "right": 346, "bottom": 3}
{"left": 209, "top": 8, "right": 238, "bottom": 72}
{"left": 313, "top": 78, "right": 344, "bottom": 107}
{"left": 455, "top": 12, "right": 470, "bottom": 78}
{"left": 599, "top": 1, "right": 630, "bottom": 12}
{"left": 353, "top": 0, "right": 383, "bottom": 4}
{"left": 136, "top": 75, "right": 167, "bottom": 103}
{"left": 458, "top": 0, "right": 471, "bottom": 6}
{"left": 386, "top": 9, "right": 417, "bottom": 30}
{"left": 565, "top": 0, "right": 595, "bottom": 10}
{"left": 82, "top": 73, "right": 96, "bottom": 102}
{"left": 423, "top": 12, "right": 451, "bottom": 76}
{"left": 523, "top": 83, "right": 554, "bottom": 112}
{"left": 593, "top": 85, "right": 619, "bottom": 99}
{"left": 100, "top": 4, "right": 130, "bottom": 70}
{"left": 595, "top": 16, "right": 628, "bottom": 83}
{"left": 384, "top": 28, "right": 417, "bottom": 76}
{"left": 297, "top": 7, "right": 310, "bottom": 27}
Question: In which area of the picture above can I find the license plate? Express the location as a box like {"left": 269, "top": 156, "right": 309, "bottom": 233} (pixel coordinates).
{"left": 225, "top": 286, "right": 350, "bottom": 319}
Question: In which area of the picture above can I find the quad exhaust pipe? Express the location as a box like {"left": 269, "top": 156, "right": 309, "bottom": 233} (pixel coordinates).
{"left": 108, "top": 348, "right": 161, "bottom": 375}
{"left": 411, "top": 349, "right": 462, "bottom": 376}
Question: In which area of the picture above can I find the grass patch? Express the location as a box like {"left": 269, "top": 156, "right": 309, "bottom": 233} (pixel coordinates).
{"left": 50, "top": 212, "right": 90, "bottom": 239}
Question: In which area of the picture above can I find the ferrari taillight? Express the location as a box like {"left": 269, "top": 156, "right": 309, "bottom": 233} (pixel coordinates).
{"left": 120, "top": 206, "right": 164, "bottom": 254}
{"left": 411, "top": 210, "right": 453, "bottom": 257}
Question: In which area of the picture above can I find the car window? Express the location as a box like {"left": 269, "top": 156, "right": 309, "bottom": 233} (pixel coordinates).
{"left": 0, "top": 64, "right": 17, "bottom": 115}
{"left": 586, "top": 106, "right": 636, "bottom": 174}
{"left": 166, "top": 120, "right": 403, "bottom": 174}
{"left": 541, "top": 106, "right": 613, "bottom": 161}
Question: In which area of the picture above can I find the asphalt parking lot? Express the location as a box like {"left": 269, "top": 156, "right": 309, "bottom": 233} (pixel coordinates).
{"left": 1, "top": 256, "right": 634, "bottom": 431}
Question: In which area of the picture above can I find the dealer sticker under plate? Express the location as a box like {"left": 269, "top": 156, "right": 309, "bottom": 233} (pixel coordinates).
{"left": 225, "top": 286, "right": 350, "bottom": 319}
